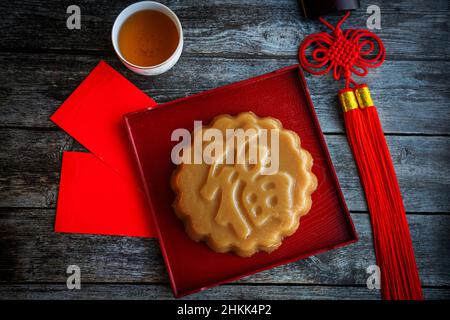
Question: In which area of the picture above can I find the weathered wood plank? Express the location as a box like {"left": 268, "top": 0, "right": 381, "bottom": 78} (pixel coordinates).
{"left": 0, "top": 172, "right": 59, "bottom": 208}
{"left": 0, "top": 283, "right": 382, "bottom": 300}
{"left": 1, "top": 130, "right": 448, "bottom": 212}
{"left": 1, "top": 54, "right": 449, "bottom": 134}
{"left": 0, "top": 0, "right": 448, "bottom": 61}
{"left": 0, "top": 283, "right": 449, "bottom": 300}
{"left": 0, "top": 209, "right": 448, "bottom": 287}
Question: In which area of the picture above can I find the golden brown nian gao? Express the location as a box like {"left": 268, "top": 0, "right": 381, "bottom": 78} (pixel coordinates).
{"left": 172, "top": 112, "right": 317, "bottom": 257}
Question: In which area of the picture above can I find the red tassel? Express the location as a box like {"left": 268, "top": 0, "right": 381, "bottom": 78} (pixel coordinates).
{"left": 300, "top": 12, "right": 423, "bottom": 300}
{"left": 354, "top": 85, "right": 423, "bottom": 299}
{"left": 340, "top": 86, "right": 424, "bottom": 300}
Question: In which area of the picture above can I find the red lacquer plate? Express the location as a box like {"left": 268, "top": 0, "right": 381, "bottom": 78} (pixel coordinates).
{"left": 124, "top": 65, "right": 358, "bottom": 297}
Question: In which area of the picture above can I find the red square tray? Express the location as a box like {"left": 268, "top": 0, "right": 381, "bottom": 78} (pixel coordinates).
{"left": 124, "top": 65, "right": 358, "bottom": 297}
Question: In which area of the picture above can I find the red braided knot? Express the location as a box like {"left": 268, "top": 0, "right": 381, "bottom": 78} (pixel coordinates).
{"left": 299, "top": 12, "right": 385, "bottom": 88}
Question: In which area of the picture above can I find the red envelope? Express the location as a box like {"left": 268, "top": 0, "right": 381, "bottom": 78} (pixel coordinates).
{"left": 51, "top": 61, "right": 157, "bottom": 237}
{"left": 55, "top": 152, "right": 155, "bottom": 237}
{"left": 51, "top": 60, "right": 157, "bottom": 183}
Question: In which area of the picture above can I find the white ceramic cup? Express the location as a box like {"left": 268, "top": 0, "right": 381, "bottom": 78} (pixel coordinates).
{"left": 112, "top": 1, "right": 183, "bottom": 76}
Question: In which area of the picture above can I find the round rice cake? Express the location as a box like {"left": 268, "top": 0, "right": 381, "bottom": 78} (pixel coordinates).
{"left": 171, "top": 112, "right": 317, "bottom": 257}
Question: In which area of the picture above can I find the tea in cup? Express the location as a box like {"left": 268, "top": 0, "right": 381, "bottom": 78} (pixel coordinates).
{"left": 112, "top": 1, "right": 183, "bottom": 76}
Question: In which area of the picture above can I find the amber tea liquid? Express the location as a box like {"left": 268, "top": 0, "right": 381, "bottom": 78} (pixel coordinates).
{"left": 118, "top": 10, "right": 179, "bottom": 67}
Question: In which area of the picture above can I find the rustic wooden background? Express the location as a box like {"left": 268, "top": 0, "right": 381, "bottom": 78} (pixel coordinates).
{"left": 0, "top": 0, "right": 449, "bottom": 299}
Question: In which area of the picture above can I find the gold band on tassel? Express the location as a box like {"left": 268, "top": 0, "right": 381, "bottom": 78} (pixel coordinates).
{"left": 355, "top": 85, "right": 374, "bottom": 108}
{"left": 338, "top": 90, "right": 358, "bottom": 112}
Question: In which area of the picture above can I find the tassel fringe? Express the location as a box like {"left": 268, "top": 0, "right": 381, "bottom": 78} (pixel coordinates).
{"left": 343, "top": 87, "right": 423, "bottom": 300}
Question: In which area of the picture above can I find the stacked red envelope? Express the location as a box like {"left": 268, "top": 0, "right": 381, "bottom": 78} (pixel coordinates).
{"left": 51, "top": 61, "right": 157, "bottom": 238}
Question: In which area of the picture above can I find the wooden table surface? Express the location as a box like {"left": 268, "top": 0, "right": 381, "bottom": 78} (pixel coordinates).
{"left": 0, "top": 0, "right": 449, "bottom": 300}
